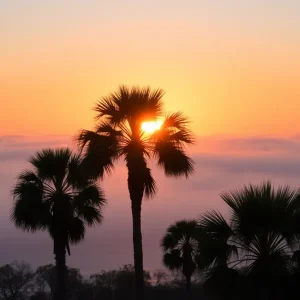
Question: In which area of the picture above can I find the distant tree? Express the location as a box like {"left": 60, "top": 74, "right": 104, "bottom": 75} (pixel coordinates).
{"left": 35, "top": 264, "right": 83, "bottom": 300}
{"left": 12, "top": 148, "right": 106, "bottom": 300}
{"left": 0, "top": 261, "right": 35, "bottom": 300}
{"left": 29, "top": 292, "right": 49, "bottom": 300}
{"left": 89, "top": 269, "right": 117, "bottom": 299}
{"left": 114, "top": 265, "right": 151, "bottom": 300}
{"left": 77, "top": 86, "right": 194, "bottom": 300}
{"left": 151, "top": 270, "right": 168, "bottom": 286}
{"left": 74, "top": 281, "right": 94, "bottom": 300}
{"left": 161, "top": 220, "right": 199, "bottom": 299}
{"left": 89, "top": 264, "right": 151, "bottom": 300}
{"left": 35, "top": 265, "right": 56, "bottom": 299}
{"left": 65, "top": 268, "right": 84, "bottom": 299}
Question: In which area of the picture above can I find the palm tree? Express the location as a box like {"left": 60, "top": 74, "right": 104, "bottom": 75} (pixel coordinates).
{"left": 77, "top": 86, "right": 194, "bottom": 300}
{"left": 197, "top": 181, "right": 300, "bottom": 300}
{"left": 12, "top": 148, "right": 105, "bottom": 300}
{"left": 161, "top": 220, "right": 199, "bottom": 298}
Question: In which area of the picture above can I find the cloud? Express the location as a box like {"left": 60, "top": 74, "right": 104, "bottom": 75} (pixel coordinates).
{"left": 194, "top": 135, "right": 300, "bottom": 155}
{"left": 1, "top": 134, "right": 300, "bottom": 273}
{"left": 226, "top": 136, "right": 300, "bottom": 152}
{"left": 0, "top": 135, "right": 74, "bottom": 162}
{"left": 194, "top": 154, "right": 300, "bottom": 176}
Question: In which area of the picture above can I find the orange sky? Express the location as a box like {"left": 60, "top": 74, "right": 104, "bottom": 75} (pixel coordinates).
{"left": 1, "top": 1, "right": 300, "bottom": 137}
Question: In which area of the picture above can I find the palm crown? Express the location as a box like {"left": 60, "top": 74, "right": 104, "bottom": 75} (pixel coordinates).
{"left": 12, "top": 148, "right": 105, "bottom": 254}
{"left": 198, "top": 182, "right": 300, "bottom": 292}
{"left": 162, "top": 220, "right": 199, "bottom": 275}
{"left": 77, "top": 85, "right": 194, "bottom": 190}
{"left": 162, "top": 220, "right": 199, "bottom": 298}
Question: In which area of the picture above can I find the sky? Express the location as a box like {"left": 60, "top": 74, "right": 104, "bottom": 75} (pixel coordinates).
{"left": 1, "top": 0, "right": 300, "bottom": 274}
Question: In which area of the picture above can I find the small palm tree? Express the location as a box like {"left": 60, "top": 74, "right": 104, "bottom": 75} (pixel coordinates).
{"left": 12, "top": 148, "right": 105, "bottom": 300}
{"left": 161, "top": 220, "right": 199, "bottom": 298}
{"left": 77, "top": 86, "right": 194, "bottom": 300}
{"left": 198, "top": 182, "right": 300, "bottom": 300}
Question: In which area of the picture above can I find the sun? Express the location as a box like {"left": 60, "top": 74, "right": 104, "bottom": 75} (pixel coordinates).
{"left": 141, "top": 120, "right": 163, "bottom": 133}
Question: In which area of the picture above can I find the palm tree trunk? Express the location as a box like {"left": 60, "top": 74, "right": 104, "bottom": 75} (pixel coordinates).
{"left": 185, "top": 275, "right": 191, "bottom": 300}
{"left": 127, "top": 163, "right": 145, "bottom": 300}
{"left": 131, "top": 197, "right": 144, "bottom": 300}
{"left": 54, "top": 237, "right": 67, "bottom": 300}
{"left": 126, "top": 151, "right": 149, "bottom": 300}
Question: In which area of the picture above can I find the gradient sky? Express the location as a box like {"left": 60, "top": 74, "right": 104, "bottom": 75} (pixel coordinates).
{"left": 1, "top": 0, "right": 300, "bottom": 136}
{"left": 1, "top": 1, "right": 300, "bottom": 274}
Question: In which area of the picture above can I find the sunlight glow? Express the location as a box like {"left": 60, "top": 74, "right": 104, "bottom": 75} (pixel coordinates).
{"left": 141, "top": 120, "right": 163, "bottom": 133}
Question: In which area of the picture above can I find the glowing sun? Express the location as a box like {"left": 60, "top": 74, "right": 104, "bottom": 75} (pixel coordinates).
{"left": 141, "top": 120, "right": 163, "bottom": 133}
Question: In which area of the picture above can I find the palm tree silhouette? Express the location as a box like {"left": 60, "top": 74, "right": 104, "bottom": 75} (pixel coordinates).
{"left": 12, "top": 148, "right": 105, "bottom": 300}
{"left": 77, "top": 86, "right": 194, "bottom": 300}
{"left": 161, "top": 220, "right": 199, "bottom": 298}
{"left": 198, "top": 182, "right": 300, "bottom": 300}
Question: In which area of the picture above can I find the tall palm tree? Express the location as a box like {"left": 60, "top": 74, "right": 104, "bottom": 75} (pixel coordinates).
{"left": 161, "top": 220, "right": 199, "bottom": 298}
{"left": 12, "top": 148, "right": 105, "bottom": 300}
{"left": 197, "top": 181, "right": 300, "bottom": 300}
{"left": 77, "top": 86, "right": 194, "bottom": 300}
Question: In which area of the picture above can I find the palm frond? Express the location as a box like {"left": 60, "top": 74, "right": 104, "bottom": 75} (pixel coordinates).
{"left": 17, "top": 170, "right": 41, "bottom": 184}
{"left": 166, "top": 129, "right": 195, "bottom": 146}
{"left": 124, "top": 86, "right": 164, "bottom": 122}
{"left": 145, "top": 87, "right": 164, "bottom": 116}
{"left": 66, "top": 153, "right": 87, "bottom": 188}
{"left": 152, "top": 112, "right": 194, "bottom": 178}
{"left": 199, "top": 211, "right": 233, "bottom": 240}
{"left": 30, "top": 148, "right": 71, "bottom": 188}
{"left": 163, "top": 250, "right": 182, "bottom": 270}
{"left": 94, "top": 96, "right": 121, "bottom": 124}
{"left": 94, "top": 86, "right": 164, "bottom": 127}
{"left": 77, "top": 206, "right": 103, "bottom": 226}
{"left": 68, "top": 217, "right": 86, "bottom": 244}
{"left": 74, "top": 184, "right": 106, "bottom": 208}
{"left": 95, "top": 121, "right": 122, "bottom": 137}
{"left": 162, "top": 112, "right": 190, "bottom": 131}
{"left": 152, "top": 112, "right": 194, "bottom": 146}
{"left": 247, "top": 245, "right": 291, "bottom": 276}
{"left": 161, "top": 233, "right": 177, "bottom": 251}
{"left": 12, "top": 182, "right": 50, "bottom": 231}
{"left": 144, "top": 167, "right": 157, "bottom": 198}
{"left": 154, "top": 143, "right": 194, "bottom": 178}
{"left": 162, "top": 220, "right": 198, "bottom": 251}
{"left": 221, "top": 182, "right": 298, "bottom": 246}
{"left": 76, "top": 129, "right": 118, "bottom": 179}
{"left": 197, "top": 212, "right": 237, "bottom": 270}
{"left": 197, "top": 235, "right": 230, "bottom": 270}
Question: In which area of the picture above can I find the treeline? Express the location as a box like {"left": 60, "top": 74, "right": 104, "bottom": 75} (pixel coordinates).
{"left": 0, "top": 262, "right": 204, "bottom": 300}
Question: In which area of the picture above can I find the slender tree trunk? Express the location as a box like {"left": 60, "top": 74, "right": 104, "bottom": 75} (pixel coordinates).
{"left": 54, "top": 238, "right": 67, "bottom": 300}
{"left": 131, "top": 199, "right": 144, "bottom": 300}
{"left": 127, "top": 158, "right": 146, "bottom": 300}
{"left": 182, "top": 246, "right": 194, "bottom": 300}
{"left": 126, "top": 147, "right": 150, "bottom": 300}
{"left": 185, "top": 275, "right": 191, "bottom": 300}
